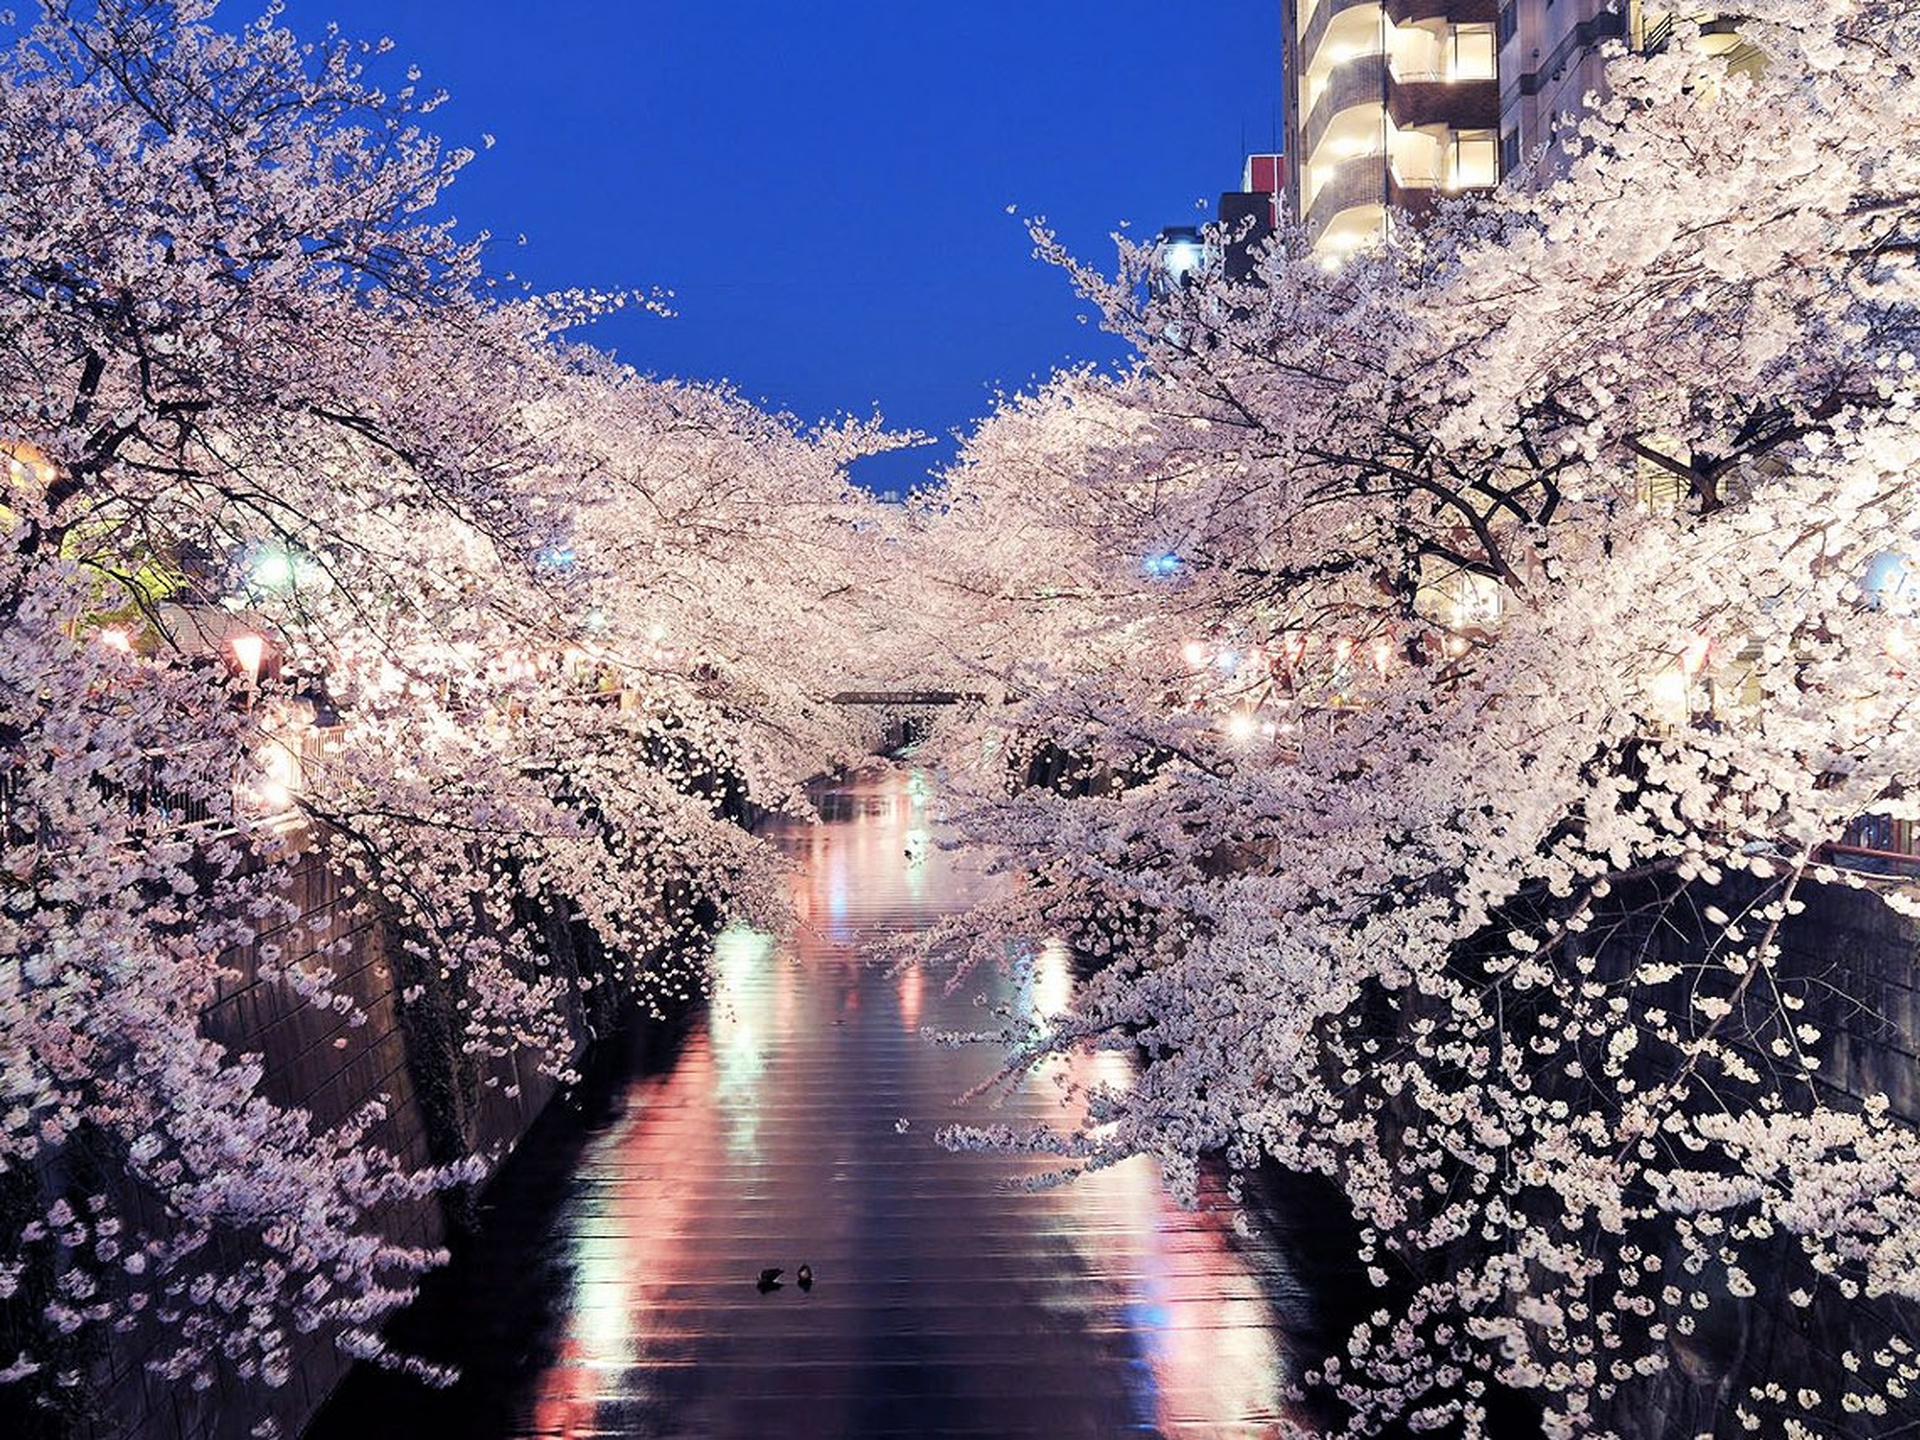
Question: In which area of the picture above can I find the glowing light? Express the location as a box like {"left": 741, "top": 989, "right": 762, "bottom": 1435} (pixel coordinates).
{"left": 243, "top": 741, "right": 301, "bottom": 816}
{"left": 5, "top": 441, "right": 54, "bottom": 494}
{"left": 1646, "top": 669, "right": 1690, "bottom": 727}
{"left": 97, "top": 627, "right": 132, "bottom": 653}
{"left": 230, "top": 633, "right": 267, "bottom": 682}
{"left": 1679, "top": 633, "right": 1711, "bottom": 677}
{"left": 1864, "top": 550, "right": 1914, "bottom": 612}
{"left": 1224, "top": 711, "right": 1259, "bottom": 742}
{"left": 1333, "top": 637, "right": 1355, "bottom": 664}
{"left": 1446, "top": 636, "right": 1468, "bottom": 657}
{"left": 1214, "top": 649, "right": 1239, "bottom": 673}
{"left": 249, "top": 548, "right": 298, "bottom": 592}
{"left": 1182, "top": 641, "right": 1209, "bottom": 669}
{"left": 1142, "top": 552, "right": 1182, "bottom": 578}
{"left": 1158, "top": 228, "right": 1207, "bottom": 284}
{"left": 535, "top": 544, "right": 577, "bottom": 572}
{"left": 1372, "top": 640, "right": 1392, "bottom": 675}
{"left": 1450, "top": 571, "right": 1503, "bottom": 627}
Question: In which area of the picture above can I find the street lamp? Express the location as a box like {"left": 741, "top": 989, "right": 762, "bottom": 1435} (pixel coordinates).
{"left": 231, "top": 632, "right": 267, "bottom": 684}
{"left": 1154, "top": 226, "right": 1208, "bottom": 292}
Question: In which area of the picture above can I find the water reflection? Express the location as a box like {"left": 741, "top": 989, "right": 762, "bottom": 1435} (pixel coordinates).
{"left": 1022, "top": 936, "right": 1075, "bottom": 1026}
{"left": 311, "top": 766, "right": 1308, "bottom": 1438}
{"left": 896, "top": 964, "right": 922, "bottom": 1032}
{"left": 712, "top": 926, "right": 776, "bottom": 1162}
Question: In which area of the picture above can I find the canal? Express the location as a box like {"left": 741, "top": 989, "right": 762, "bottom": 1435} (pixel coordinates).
{"left": 309, "top": 766, "right": 1315, "bottom": 1438}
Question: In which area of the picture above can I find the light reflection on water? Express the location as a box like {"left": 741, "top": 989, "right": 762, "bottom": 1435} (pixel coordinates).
{"left": 322, "top": 765, "right": 1311, "bottom": 1439}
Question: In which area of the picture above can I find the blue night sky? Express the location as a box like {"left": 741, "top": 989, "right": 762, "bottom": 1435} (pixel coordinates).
{"left": 274, "top": 1, "right": 1283, "bottom": 493}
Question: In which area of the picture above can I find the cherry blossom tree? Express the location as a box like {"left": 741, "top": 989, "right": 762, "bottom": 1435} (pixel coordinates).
{"left": 0, "top": 0, "right": 899, "bottom": 1418}
{"left": 915, "top": 6, "right": 1920, "bottom": 1435}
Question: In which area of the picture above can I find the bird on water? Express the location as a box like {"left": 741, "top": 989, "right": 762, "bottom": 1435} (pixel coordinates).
{"left": 756, "top": 1268, "right": 783, "bottom": 1293}
{"left": 797, "top": 1264, "right": 814, "bottom": 1291}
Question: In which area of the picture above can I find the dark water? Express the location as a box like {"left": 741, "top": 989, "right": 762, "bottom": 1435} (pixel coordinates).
{"left": 309, "top": 767, "right": 1312, "bottom": 1438}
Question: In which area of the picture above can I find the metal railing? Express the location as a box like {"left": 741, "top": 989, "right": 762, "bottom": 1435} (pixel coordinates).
{"left": 829, "top": 690, "right": 986, "bottom": 707}
{"left": 1, "top": 723, "right": 349, "bottom": 850}
{"left": 1824, "top": 815, "right": 1920, "bottom": 877}
{"left": 1639, "top": 11, "right": 1738, "bottom": 56}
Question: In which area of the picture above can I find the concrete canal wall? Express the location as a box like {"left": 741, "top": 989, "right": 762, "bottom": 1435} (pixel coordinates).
{"left": 75, "top": 846, "right": 591, "bottom": 1440}
{"left": 1272, "top": 863, "right": 1920, "bottom": 1438}
{"left": 1786, "top": 875, "right": 1920, "bottom": 1127}
{"left": 1588, "top": 870, "right": 1920, "bottom": 1437}
{"left": 1584, "top": 866, "right": 1920, "bottom": 1122}
{"left": 0, "top": 711, "right": 761, "bottom": 1440}
{"left": 7, "top": 825, "right": 725, "bottom": 1440}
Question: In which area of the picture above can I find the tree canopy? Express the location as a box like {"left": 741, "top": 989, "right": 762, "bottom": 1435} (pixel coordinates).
{"left": 907, "top": 5, "right": 1920, "bottom": 1434}
{"left": 4, "top": 1, "right": 1920, "bottom": 1436}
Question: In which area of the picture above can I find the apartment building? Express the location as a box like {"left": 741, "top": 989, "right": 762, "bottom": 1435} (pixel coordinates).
{"left": 1499, "top": 3, "right": 1752, "bottom": 180}
{"left": 1281, "top": 0, "right": 1503, "bottom": 256}
{"left": 1285, "top": 2, "right": 1751, "bottom": 251}
{"left": 1495, "top": 0, "right": 1629, "bottom": 180}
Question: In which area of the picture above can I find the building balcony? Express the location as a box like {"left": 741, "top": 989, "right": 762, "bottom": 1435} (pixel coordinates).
{"left": 1298, "top": 0, "right": 1387, "bottom": 76}
{"left": 1387, "top": 0, "right": 1496, "bottom": 24}
{"left": 1305, "top": 152, "right": 1497, "bottom": 246}
{"left": 1304, "top": 154, "right": 1389, "bottom": 241}
{"left": 1297, "top": 0, "right": 1499, "bottom": 71}
{"left": 1390, "top": 74, "right": 1498, "bottom": 130}
{"left": 1303, "top": 54, "right": 1390, "bottom": 163}
{"left": 1303, "top": 56, "right": 1500, "bottom": 166}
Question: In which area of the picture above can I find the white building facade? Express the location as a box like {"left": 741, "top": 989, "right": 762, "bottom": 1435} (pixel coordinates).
{"left": 1284, "top": 3, "right": 1749, "bottom": 251}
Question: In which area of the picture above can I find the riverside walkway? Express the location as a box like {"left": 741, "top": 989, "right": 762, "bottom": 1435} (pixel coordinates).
{"left": 310, "top": 767, "right": 1310, "bottom": 1438}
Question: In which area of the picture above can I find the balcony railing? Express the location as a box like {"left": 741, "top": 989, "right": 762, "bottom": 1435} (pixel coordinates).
{"left": 1297, "top": 0, "right": 1385, "bottom": 77}
{"left": 1390, "top": 74, "right": 1499, "bottom": 129}
{"left": 1303, "top": 56, "right": 1500, "bottom": 165}
{"left": 1303, "top": 53, "right": 1390, "bottom": 162}
{"left": 1304, "top": 155, "right": 1388, "bottom": 240}
{"left": 1639, "top": 12, "right": 1739, "bottom": 55}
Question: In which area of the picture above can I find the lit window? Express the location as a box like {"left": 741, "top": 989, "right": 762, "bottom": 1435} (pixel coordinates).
{"left": 1447, "top": 130, "right": 1499, "bottom": 189}
{"left": 1450, "top": 24, "right": 1497, "bottom": 80}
